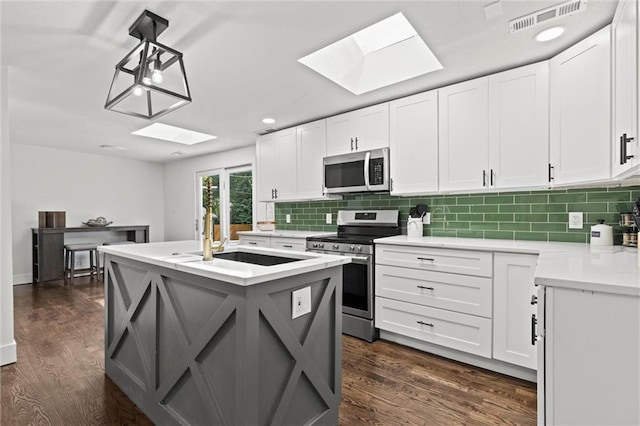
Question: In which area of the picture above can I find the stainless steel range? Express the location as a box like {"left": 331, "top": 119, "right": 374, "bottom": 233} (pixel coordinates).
{"left": 306, "top": 210, "right": 400, "bottom": 342}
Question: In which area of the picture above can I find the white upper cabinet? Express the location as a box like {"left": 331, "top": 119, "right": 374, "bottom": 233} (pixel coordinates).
{"left": 438, "top": 77, "right": 490, "bottom": 192}
{"left": 488, "top": 62, "right": 549, "bottom": 190}
{"left": 326, "top": 103, "right": 389, "bottom": 156}
{"left": 296, "top": 119, "right": 327, "bottom": 200}
{"left": 612, "top": 0, "right": 639, "bottom": 178}
{"left": 550, "top": 26, "right": 611, "bottom": 185}
{"left": 256, "top": 128, "right": 297, "bottom": 201}
{"left": 389, "top": 90, "right": 439, "bottom": 195}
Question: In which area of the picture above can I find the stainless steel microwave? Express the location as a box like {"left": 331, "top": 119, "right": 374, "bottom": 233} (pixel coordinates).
{"left": 323, "top": 148, "right": 390, "bottom": 194}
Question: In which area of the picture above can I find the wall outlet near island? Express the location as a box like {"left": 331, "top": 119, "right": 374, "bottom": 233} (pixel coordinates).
{"left": 568, "top": 212, "right": 583, "bottom": 229}
{"left": 292, "top": 286, "right": 311, "bottom": 319}
{"left": 326, "top": 213, "right": 332, "bottom": 224}
{"left": 286, "top": 214, "right": 291, "bottom": 224}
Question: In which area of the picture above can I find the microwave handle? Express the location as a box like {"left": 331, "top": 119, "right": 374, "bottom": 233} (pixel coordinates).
{"left": 364, "top": 151, "right": 371, "bottom": 190}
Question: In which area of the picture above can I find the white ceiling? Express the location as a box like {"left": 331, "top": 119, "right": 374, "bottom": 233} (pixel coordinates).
{"left": 1, "top": 0, "right": 617, "bottom": 163}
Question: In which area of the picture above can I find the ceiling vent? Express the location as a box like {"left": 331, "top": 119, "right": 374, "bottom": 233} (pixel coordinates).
{"left": 509, "top": 0, "right": 587, "bottom": 33}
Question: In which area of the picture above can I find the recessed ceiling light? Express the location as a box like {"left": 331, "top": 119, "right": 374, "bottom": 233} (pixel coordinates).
{"left": 262, "top": 118, "right": 276, "bottom": 124}
{"left": 483, "top": 1, "right": 503, "bottom": 20}
{"left": 132, "top": 123, "right": 217, "bottom": 145}
{"left": 298, "top": 12, "right": 443, "bottom": 95}
{"left": 100, "top": 144, "right": 126, "bottom": 151}
{"left": 535, "top": 26, "right": 565, "bottom": 42}
{"left": 171, "top": 151, "right": 185, "bottom": 156}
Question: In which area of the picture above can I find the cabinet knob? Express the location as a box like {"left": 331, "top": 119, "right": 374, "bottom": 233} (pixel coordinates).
{"left": 530, "top": 295, "right": 538, "bottom": 305}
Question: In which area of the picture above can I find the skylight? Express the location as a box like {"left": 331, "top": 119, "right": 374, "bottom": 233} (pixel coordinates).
{"left": 132, "top": 123, "right": 217, "bottom": 145}
{"left": 298, "top": 12, "right": 443, "bottom": 95}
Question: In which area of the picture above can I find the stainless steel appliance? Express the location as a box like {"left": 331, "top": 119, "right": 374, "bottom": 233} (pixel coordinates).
{"left": 306, "top": 210, "right": 400, "bottom": 342}
{"left": 323, "top": 148, "right": 390, "bottom": 194}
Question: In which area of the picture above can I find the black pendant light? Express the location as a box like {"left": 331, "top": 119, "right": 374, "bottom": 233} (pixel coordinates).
{"left": 105, "top": 10, "right": 192, "bottom": 120}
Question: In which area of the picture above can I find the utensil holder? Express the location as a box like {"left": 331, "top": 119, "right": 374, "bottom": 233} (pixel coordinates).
{"left": 407, "top": 218, "right": 423, "bottom": 238}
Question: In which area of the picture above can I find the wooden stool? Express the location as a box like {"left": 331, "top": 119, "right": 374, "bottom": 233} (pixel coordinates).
{"left": 64, "top": 243, "right": 100, "bottom": 284}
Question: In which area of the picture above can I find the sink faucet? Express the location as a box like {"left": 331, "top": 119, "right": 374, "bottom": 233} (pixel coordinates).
{"left": 203, "top": 177, "right": 214, "bottom": 261}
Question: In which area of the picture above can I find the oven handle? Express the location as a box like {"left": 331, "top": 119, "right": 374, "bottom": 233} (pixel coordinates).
{"left": 364, "top": 151, "right": 371, "bottom": 190}
{"left": 348, "top": 255, "right": 370, "bottom": 264}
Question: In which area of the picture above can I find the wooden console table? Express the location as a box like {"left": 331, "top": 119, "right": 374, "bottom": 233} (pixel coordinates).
{"left": 31, "top": 225, "right": 149, "bottom": 283}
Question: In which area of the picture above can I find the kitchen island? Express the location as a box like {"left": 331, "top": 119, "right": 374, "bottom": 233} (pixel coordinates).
{"left": 99, "top": 241, "right": 350, "bottom": 426}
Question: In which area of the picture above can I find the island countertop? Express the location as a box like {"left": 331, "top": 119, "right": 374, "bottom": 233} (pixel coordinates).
{"left": 99, "top": 240, "right": 350, "bottom": 286}
{"left": 374, "top": 236, "right": 640, "bottom": 297}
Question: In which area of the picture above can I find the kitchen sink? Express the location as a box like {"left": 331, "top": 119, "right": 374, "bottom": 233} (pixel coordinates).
{"left": 212, "top": 251, "right": 301, "bottom": 266}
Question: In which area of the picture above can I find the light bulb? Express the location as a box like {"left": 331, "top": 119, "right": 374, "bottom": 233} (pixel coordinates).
{"left": 151, "top": 69, "right": 163, "bottom": 84}
{"left": 133, "top": 86, "right": 143, "bottom": 96}
{"left": 142, "top": 76, "right": 151, "bottom": 85}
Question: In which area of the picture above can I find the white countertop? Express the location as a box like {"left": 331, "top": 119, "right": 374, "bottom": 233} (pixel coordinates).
{"left": 237, "top": 230, "right": 335, "bottom": 239}
{"left": 99, "top": 240, "right": 349, "bottom": 286}
{"left": 375, "top": 236, "right": 640, "bottom": 297}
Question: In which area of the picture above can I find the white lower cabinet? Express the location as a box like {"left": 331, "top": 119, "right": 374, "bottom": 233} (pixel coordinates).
{"left": 375, "top": 244, "right": 493, "bottom": 358}
{"left": 237, "top": 235, "right": 271, "bottom": 248}
{"left": 375, "top": 297, "right": 492, "bottom": 358}
{"left": 270, "top": 237, "right": 306, "bottom": 251}
{"left": 376, "top": 243, "right": 541, "bottom": 375}
{"left": 238, "top": 234, "right": 308, "bottom": 252}
{"left": 493, "top": 253, "right": 538, "bottom": 370}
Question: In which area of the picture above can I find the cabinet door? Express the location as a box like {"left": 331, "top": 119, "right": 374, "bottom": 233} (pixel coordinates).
{"left": 256, "top": 134, "right": 277, "bottom": 202}
{"left": 493, "top": 253, "right": 537, "bottom": 370}
{"left": 489, "top": 62, "right": 549, "bottom": 190}
{"left": 274, "top": 128, "right": 297, "bottom": 201}
{"left": 296, "top": 119, "right": 327, "bottom": 200}
{"left": 356, "top": 103, "right": 390, "bottom": 151}
{"left": 389, "top": 91, "right": 438, "bottom": 195}
{"left": 438, "top": 77, "right": 489, "bottom": 191}
{"left": 612, "top": 0, "right": 639, "bottom": 177}
{"left": 326, "top": 112, "right": 353, "bottom": 156}
{"left": 550, "top": 26, "right": 611, "bottom": 185}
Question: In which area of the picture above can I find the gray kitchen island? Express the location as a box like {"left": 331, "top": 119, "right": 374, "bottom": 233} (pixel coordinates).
{"left": 99, "top": 240, "right": 349, "bottom": 426}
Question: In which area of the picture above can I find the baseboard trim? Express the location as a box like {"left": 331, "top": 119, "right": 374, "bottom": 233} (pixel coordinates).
{"left": 379, "top": 330, "right": 537, "bottom": 383}
{"left": 13, "top": 273, "right": 32, "bottom": 285}
{"left": 0, "top": 340, "right": 17, "bottom": 366}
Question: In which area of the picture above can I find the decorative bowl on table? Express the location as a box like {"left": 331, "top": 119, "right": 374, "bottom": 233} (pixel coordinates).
{"left": 83, "top": 216, "right": 113, "bottom": 227}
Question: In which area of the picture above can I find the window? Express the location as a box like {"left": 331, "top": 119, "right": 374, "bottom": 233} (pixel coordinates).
{"left": 196, "top": 166, "right": 253, "bottom": 242}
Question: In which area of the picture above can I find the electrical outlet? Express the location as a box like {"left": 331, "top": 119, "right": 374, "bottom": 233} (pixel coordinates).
{"left": 326, "top": 213, "right": 332, "bottom": 224}
{"left": 568, "top": 212, "right": 583, "bottom": 229}
{"left": 422, "top": 212, "right": 431, "bottom": 225}
{"left": 292, "top": 286, "right": 311, "bottom": 319}
{"left": 286, "top": 214, "right": 291, "bottom": 224}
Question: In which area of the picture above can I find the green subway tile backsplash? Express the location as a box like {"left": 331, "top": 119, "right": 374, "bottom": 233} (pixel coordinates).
{"left": 273, "top": 186, "right": 640, "bottom": 243}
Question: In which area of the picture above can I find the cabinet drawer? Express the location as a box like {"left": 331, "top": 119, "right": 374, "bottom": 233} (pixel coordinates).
{"left": 238, "top": 236, "right": 271, "bottom": 248}
{"left": 271, "top": 237, "right": 306, "bottom": 252}
{"left": 375, "top": 297, "right": 492, "bottom": 358}
{"left": 376, "top": 244, "right": 493, "bottom": 277}
{"left": 376, "top": 265, "right": 492, "bottom": 317}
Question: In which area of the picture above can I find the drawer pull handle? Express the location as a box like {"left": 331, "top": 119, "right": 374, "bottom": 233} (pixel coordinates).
{"left": 417, "top": 320, "right": 434, "bottom": 327}
{"left": 282, "top": 245, "right": 293, "bottom": 248}
{"left": 417, "top": 257, "right": 435, "bottom": 261}
{"left": 248, "top": 242, "right": 258, "bottom": 245}
{"left": 417, "top": 285, "right": 434, "bottom": 290}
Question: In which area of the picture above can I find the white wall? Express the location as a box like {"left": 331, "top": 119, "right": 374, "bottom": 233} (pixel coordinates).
{"left": 163, "top": 145, "right": 255, "bottom": 241}
{"left": 11, "top": 144, "right": 165, "bottom": 284}
{"left": 1, "top": 64, "right": 17, "bottom": 365}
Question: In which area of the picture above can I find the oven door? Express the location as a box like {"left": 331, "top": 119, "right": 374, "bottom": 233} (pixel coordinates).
{"left": 342, "top": 254, "right": 374, "bottom": 320}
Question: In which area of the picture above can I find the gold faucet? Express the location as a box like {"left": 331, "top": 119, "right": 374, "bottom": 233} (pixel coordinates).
{"left": 203, "top": 177, "right": 214, "bottom": 261}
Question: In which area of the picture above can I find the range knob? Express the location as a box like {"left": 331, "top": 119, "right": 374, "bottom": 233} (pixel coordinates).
{"left": 333, "top": 244, "right": 339, "bottom": 250}
{"left": 357, "top": 246, "right": 362, "bottom": 252}
{"left": 349, "top": 245, "right": 355, "bottom": 251}
{"left": 319, "top": 243, "right": 324, "bottom": 249}
{"left": 312, "top": 243, "right": 318, "bottom": 248}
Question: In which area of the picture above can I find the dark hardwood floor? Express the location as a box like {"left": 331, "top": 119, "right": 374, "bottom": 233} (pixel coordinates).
{"left": 1, "top": 277, "right": 536, "bottom": 425}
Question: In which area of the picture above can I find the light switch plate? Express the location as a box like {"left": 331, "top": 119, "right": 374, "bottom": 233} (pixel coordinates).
{"left": 292, "top": 287, "right": 311, "bottom": 319}
{"left": 326, "top": 213, "right": 332, "bottom": 224}
{"left": 422, "top": 212, "right": 431, "bottom": 225}
{"left": 286, "top": 214, "right": 291, "bottom": 224}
